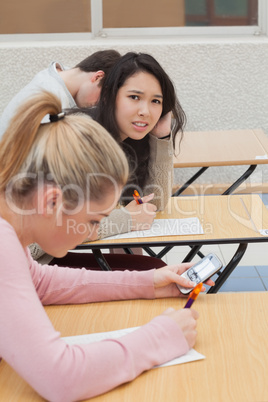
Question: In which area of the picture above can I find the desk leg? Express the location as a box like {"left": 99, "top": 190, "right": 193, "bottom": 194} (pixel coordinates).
{"left": 123, "top": 248, "right": 134, "bottom": 254}
{"left": 222, "top": 165, "right": 257, "bottom": 195}
{"left": 92, "top": 249, "right": 112, "bottom": 271}
{"left": 181, "top": 245, "right": 205, "bottom": 262}
{"left": 207, "top": 243, "right": 248, "bottom": 293}
{"left": 172, "top": 167, "right": 209, "bottom": 196}
{"left": 142, "top": 246, "right": 174, "bottom": 259}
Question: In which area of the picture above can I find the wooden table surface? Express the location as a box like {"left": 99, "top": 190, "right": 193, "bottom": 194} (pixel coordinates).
{"left": 84, "top": 194, "right": 268, "bottom": 248}
{"left": 0, "top": 292, "right": 267, "bottom": 402}
{"left": 173, "top": 129, "right": 268, "bottom": 168}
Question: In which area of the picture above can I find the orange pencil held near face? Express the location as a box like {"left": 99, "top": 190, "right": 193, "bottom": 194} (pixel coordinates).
{"left": 133, "top": 190, "right": 143, "bottom": 205}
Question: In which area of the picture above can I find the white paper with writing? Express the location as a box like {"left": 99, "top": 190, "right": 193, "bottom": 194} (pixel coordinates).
{"left": 63, "top": 326, "right": 205, "bottom": 368}
{"left": 104, "top": 217, "right": 203, "bottom": 240}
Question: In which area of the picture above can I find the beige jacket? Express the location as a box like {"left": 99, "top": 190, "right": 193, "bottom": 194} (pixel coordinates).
{"left": 97, "top": 134, "right": 173, "bottom": 238}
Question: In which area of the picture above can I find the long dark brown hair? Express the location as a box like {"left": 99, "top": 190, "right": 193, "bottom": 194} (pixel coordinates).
{"left": 67, "top": 52, "right": 186, "bottom": 201}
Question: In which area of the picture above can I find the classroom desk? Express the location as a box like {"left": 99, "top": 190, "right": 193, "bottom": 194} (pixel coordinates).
{"left": 0, "top": 292, "right": 267, "bottom": 402}
{"left": 78, "top": 194, "right": 268, "bottom": 292}
{"left": 173, "top": 129, "right": 268, "bottom": 195}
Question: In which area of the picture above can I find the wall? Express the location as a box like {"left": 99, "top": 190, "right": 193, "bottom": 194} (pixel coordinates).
{"left": 0, "top": 35, "right": 268, "bottom": 186}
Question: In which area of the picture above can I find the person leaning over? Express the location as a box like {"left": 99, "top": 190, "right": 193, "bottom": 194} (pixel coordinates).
{"left": 0, "top": 49, "right": 121, "bottom": 138}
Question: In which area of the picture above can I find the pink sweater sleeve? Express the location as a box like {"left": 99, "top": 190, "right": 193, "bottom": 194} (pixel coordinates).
{"left": 28, "top": 250, "right": 156, "bottom": 304}
{"left": 0, "top": 218, "right": 189, "bottom": 401}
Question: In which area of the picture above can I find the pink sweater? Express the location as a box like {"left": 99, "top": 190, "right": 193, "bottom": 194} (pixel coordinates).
{"left": 0, "top": 216, "right": 189, "bottom": 402}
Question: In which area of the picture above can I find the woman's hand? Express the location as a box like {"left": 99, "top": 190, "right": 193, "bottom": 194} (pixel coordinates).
{"left": 125, "top": 193, "right": 157, "bottom": 231}
{"left": 154, "top": 263, "right": 215, "bottom": 298}
{"left": 162, "top": 307, "right": 199, "bottom": 349}
{"left": 151, "top": 112, "right": 172, "bottom": 139}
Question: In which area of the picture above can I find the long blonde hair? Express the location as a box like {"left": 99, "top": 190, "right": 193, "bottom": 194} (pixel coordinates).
{"left": 0, "top": 91, "right": 129, "bottom": 207}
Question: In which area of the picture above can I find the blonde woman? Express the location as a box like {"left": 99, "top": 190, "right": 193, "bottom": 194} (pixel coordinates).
{"left": 0, "top": 91, "right": 206, "bottom": 401}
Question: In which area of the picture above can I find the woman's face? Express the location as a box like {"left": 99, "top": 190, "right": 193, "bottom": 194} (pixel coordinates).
{"left": 115, "top": 71, "right": 163, "bottom": 141}
{"left": 38, "top": 187, "right": 122, "bottom": 258}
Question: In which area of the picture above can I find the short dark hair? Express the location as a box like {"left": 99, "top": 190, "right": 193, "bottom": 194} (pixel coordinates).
{"left": 75, "top": 50, "right": 121, "bottom": 78}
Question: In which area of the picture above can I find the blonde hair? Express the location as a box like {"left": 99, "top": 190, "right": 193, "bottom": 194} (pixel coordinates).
{"left": 0, "top": 91, "right": 129, "bottom": 206}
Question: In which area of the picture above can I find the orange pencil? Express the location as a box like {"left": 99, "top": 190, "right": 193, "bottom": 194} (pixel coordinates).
{"left": 184, "top": 283, "right": 203, "bottom": 308}
{"left": 133, "top": 190, "right": 143, "bottom": 205}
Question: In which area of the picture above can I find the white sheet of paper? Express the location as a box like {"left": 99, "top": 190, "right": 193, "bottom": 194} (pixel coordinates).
{"left": 63, "top": 326, "right": 205, "bottom": 368}
{"left": 105, "top": 217, "right": 203, "bottom": 240}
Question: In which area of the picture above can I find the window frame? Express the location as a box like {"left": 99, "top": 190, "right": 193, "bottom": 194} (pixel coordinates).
{"left": 0, "top": 0, "right": 266, "bottom": 41}
{"left": 92, "top": 0, "right": 267, "bottom": 38}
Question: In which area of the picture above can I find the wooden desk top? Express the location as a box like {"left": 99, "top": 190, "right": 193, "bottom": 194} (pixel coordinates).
{"left": 0, "top": 293, "right": 267, "bottom": 402}
{"left": 173, "top": 129, "right": 268, "bottom": 168}
{"left": 84, "top": 194, "right": 268, "bottom": 248}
